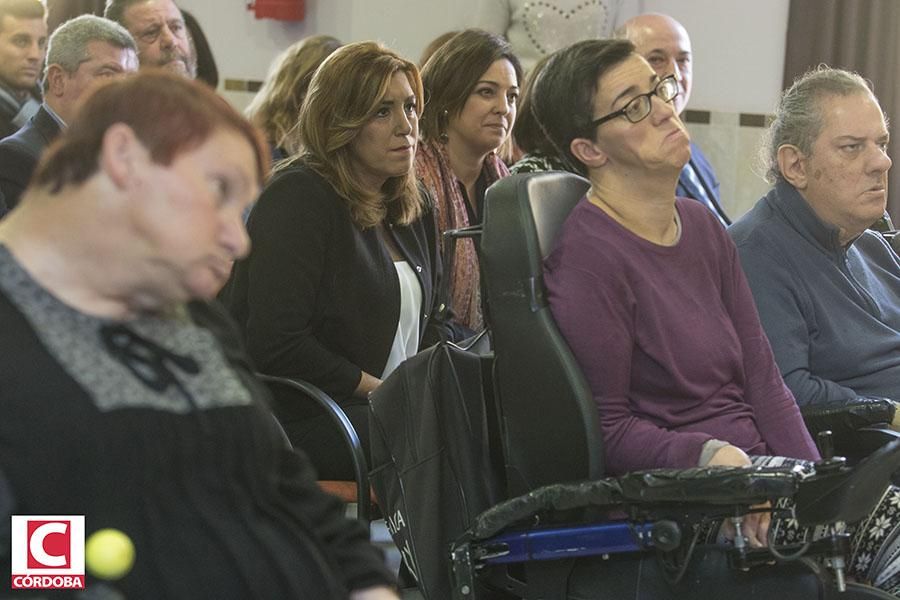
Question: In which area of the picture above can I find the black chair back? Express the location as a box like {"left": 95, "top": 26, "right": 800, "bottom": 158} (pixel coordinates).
{"left": 256, "top": 373, "right": 371, "bottom": 523}
{"left": 480, "top": 172, "right": 603, "bottom": 497}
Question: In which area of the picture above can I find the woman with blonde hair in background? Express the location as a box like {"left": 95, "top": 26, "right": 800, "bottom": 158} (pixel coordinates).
{"left": 416, "top": 28, "right": 522, "bottom": 330}
{"left": 245, "top": 34, "right": 342, "bottom": 160}
{"left": 224, "top": 41, "right": 460, "bottom": 480}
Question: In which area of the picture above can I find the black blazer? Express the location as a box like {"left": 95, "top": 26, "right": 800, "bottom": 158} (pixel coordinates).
{"left": 222, "top": 163, "right": 455, "bottom": 403}
{"left": 0, "top": 105, "right": 62, "bottom": 210}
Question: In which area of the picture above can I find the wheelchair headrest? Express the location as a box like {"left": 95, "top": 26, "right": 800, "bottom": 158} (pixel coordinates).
{"left": 483, "top": 173, "right": 590, "bottom": 281}
{"left": 525, "top": 173, "right": 592, "bottom": 259}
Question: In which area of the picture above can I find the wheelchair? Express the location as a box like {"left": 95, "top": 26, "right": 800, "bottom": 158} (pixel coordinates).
{"left": 372, "top": 172, "right": 900, "bottom": 600}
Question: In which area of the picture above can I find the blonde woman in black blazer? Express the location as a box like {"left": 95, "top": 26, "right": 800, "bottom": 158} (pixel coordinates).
{"left": 223, "top": 42, "right": 461, "bottom": 480}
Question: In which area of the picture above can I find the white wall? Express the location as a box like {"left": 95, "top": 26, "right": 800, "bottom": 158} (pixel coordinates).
{"left": 177, "top": 0, "right": 789, "bottom": 117}
{"left": 641, "top": 0, "right": 790, "bottom": 115}
{"left": 632, "top": 0, "right": 792, "bottom": 217}
{"left": 178, "top": 0, "right": 479, "bottom": 110}
{"left": 176, "top": 0, "right": 786, "bottom": 217}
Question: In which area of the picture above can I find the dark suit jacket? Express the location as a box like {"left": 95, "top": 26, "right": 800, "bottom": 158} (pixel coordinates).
{"left": 677, "top": 141, "right": 730, "bottom": 226}
{"left": 0, "top": 105, "right": 63, "bottom": 210}
{"left": 0, "top": 84, "right": 41, "bottom": 140}
{"left": 221, "top": 163, "right": 457, "bottom": 404}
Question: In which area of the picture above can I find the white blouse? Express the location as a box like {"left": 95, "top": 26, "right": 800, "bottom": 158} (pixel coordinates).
{"left": 381, "top": 261, "right": 423, "bottom": 379}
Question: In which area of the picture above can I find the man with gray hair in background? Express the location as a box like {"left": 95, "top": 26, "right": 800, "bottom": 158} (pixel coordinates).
{"left": 0, "top": 14, "right": 137, "bottom": 211}
{"left": 104, "top": 0, "right": 195, "bottom": 78}
{"left": 729, "top": 66, "right": 900, "bottom": 414}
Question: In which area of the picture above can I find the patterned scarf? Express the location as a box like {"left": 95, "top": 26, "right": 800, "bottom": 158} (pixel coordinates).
{"left": 415, "top": 140, "right": 509, "bottom": 330}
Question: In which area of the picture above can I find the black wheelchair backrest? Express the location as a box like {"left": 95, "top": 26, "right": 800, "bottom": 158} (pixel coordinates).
{"left": 480, "top": 172, "right": 603, "bottom": 497}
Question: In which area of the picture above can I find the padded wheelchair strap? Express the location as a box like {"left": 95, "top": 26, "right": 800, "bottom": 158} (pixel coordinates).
{"left": 466, "top": 466, "right": 798, "bottom": 540}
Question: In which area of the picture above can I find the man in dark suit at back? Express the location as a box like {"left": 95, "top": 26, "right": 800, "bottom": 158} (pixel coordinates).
{"left": 0, "top": 0, "right": 46, "bottom": 139}
{"left": 0, "top": 14, "right": 137, "bottom": 211}
{"left": 621, "top": 13, "right": 731, "bottom": 226}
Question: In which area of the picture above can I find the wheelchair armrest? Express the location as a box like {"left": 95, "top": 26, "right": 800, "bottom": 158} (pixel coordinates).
{"left": 617, "top": 465, "right": 799, "bottom": 505}
{"left": 801, "top": 397, "right": 896, "bottom": 446}
{"left": 255, "top": 373, "right": 371, "bottom": 523}
{"left": 795, "top": 437, "right": 900, "bottom": 527}
{"left": 468, "top": 479, "right": 622, "bottom": 540}
{"left": 468, "top": 438, "right": 900, "bottom": 537}
{"left": 466, "top": 467, "right": 798, "bottom": 541}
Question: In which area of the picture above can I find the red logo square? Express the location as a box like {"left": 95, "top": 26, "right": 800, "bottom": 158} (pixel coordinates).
{"left": 26, "top": 520, "right": 72, "bottom": 569}
{"left": 10, "top": 515, "right": 85, "bottom": 590}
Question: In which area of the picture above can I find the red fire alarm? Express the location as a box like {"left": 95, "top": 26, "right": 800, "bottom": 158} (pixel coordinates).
{"left": 247, "top": 0, "right": 305, "bottom": 21}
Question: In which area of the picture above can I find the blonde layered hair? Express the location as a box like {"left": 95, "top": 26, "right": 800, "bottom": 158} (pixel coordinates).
{"left": 246, "top": 34, "right": 342, "bottom": 153}
{"left": 289, "top": 41, "right": 424, "bottom": 229}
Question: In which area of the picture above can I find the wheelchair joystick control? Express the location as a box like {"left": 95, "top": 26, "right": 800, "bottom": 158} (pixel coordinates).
{"left": 817, "top": 430, "right": 834, "bottom": 458}
{"left": 815, "top": 430, "right": 846, "bottom": 473}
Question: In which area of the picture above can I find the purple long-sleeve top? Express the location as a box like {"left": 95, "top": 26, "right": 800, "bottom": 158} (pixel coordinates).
{"left": 544, "top": 197, "right": 819, "bottom": 475}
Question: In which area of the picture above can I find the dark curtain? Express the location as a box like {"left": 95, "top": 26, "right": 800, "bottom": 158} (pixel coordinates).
{"left": 47, "top": 0, "right": 104, "bottom": 33}
{"left": 784, "top": 0, "right": 900, "bottom": 222}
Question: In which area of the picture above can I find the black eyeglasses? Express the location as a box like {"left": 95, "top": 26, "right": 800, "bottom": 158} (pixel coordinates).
{"left": 591, "top": 75, "right": 680, "bottom": 129}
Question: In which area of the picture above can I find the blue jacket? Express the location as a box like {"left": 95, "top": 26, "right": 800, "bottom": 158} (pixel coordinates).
{"left": 728, "top": 180, "right": 900, "bottom": 405}
{"left": 677, "top": 142, "right": 730, "bottom": 226}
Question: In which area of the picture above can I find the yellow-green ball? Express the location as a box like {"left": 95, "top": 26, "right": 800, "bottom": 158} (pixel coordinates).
{"left": 85, "top": 529, "right": 135, "bottom": 580}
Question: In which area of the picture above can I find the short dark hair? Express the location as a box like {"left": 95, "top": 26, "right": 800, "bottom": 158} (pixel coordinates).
{"left": 511, "top": 53, "right": 553, "bottom": 156}
{"left": 419, "top": 28, "right": 522, "bottom": 142}
{"left": 33, "top": 71, "right": 269, "bottom": 193}
{"left": 103, "top": 0, "right": 145, "bottom": 26}
{"left": 0, "top": 0, "right": 46, "bottom": 26}
{"left": 526, "top": 38, "right": 634, "bottom": 174}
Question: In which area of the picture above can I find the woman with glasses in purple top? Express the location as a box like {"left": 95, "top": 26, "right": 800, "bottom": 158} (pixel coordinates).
{"left": 537, "top": 39, "right": 900, "bottom": 594}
